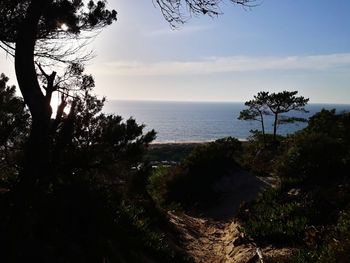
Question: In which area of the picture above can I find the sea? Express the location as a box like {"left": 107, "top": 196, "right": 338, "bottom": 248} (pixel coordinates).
{"left": 103, "top": 100, "right": 350, "bottom": 143}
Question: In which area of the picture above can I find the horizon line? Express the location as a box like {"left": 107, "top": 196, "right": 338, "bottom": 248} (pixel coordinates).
{"left": 104, "top": 98, "right": 350, "bottom": 106}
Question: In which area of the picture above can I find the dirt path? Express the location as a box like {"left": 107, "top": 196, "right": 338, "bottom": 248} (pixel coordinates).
{"left": 169, "top": 212, "right": 257, "bottom": 263}
{"left": 168, "top": 170, "right": 281, "bottom": 263}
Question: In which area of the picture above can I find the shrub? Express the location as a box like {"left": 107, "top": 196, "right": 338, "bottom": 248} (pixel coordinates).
{"left": 274, "top": 209, "right": 350, "bottom": 263}
{"left": 240, "top": 131, "right": 284, "bottom": 176}
{"left": 0, "top": 86, "right": 189, "bottom": 262}
{"left": 148, "top": 137, "right": 242, "bottom": 209}
{"left": 306, "top": 109, "right": 350, "bottom": 142}
{"left": 239, "top": 188, "right": 308, "bottom": 245}
{"left": 275, "top": 132, "right": 347, "bottom": 185}
{"left": 147, "top": 166, "right": 182, "bottom": 209}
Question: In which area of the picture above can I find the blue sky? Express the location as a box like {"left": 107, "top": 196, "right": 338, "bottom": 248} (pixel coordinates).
{"left": 1, "top": 0, "right": 350, "bottom": 103}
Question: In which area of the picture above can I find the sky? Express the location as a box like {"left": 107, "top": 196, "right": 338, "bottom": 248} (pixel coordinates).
{"left": 1, "top": 0, "right": 350, "bottom": 104}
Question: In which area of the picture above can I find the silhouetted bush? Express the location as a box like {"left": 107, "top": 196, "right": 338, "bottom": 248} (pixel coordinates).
{"left": 148, "top": 137, "right": 242, "bottom": 209}
{"left": 306, "top": 109, "right": 350, "bottom": 144}
{"left": 240, "top": 131, "right": 284, "bottom": 176}
{"left": 146, "top": 143, "right": 197, "bottom": 163}
{"left": 0, "top": 74, "right": 30, "bottom": 187}
{"left": 0, "top": 84, "right": 188, "bottom": 262}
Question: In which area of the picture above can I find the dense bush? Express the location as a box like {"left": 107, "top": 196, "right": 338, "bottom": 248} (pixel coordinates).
{"left": 240, "top": 109, "right": 350, "bottom": 262}
{"left": 306, "top": 109, "right": 350, "bottom": 144}
{"left": 272, "top": 109, "right": 350, "bottom": 186}
{"left": 240, "top": 131, "right": 285, "bottom": 176}
{"left": 239, "top": 188, "right": 308, "bottom": 245}
{"left": 275, "top": 132, "right": 347, "bottom": 185}
{"left": 146, "top": 143, "right": 197, "bottom": 163}
{"left": 1, "top": 171, "right": 188, "bottom": 262}
{"left": 267, "top": 208, "right": 350, "bottom": 263}
{"left": 0, "top": 74, "right": 30, "bottom": 186}
{"left": 148, "top": 137, "right": 242, "bottom": 209}
{"left": 0, "top": 81, "right": 188, "bottom": 262}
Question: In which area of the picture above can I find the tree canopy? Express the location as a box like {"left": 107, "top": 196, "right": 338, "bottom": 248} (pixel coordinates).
{"left": 238, "top": 91, "right": 270, "bottom": 142}
{"left": 239, "top": 91, "right": 309, "bottom": 142}
{"left": 0, "top": 74, "right": 30, "bottom": 183}
{"left": 266, "top": 91, "right": 309, "bottom": 140}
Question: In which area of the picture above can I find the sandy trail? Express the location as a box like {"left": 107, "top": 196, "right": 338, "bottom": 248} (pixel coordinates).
{"left": 168, "top": 169, "right": 280, "bottom": 263}
{"left": 169, "top": 212, "right": 257, "bottom": 263}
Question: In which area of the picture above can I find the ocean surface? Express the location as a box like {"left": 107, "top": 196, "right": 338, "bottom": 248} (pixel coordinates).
{"left": 103, "top": 100, "right": 350, "bottom": 143}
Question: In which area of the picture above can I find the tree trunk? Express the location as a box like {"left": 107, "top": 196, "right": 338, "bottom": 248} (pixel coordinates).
{"left": 259, "top": 112, "right": 266, "bottom": 145}
{"left": 273, "top": 113, "right": 278, "bottom": 142}
{"left": 14, "top": 0, "right": 53, "bottom": 191}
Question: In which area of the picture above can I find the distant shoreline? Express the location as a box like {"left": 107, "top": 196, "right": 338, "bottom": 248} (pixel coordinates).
{"left": 150, "top": 140, "right": 211, "bottom": 145}
{"left": 150, "top": 138, "right": 248, "bottom": 145}
{"left": 106, "top": 99, "right": 350, "bottom": 106}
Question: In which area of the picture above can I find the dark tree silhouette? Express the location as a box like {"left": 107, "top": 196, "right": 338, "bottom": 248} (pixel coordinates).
{"left": 155, "top": 0, "right": 256, "bottom": 28}
{"left": 0, "top": 1, "right": 117, "bottom": 190}
{"left": 0, "top": 0, "right": 255, "bottom": 189}
{"left": 64, "top": 90, "right": 156, "bottom": 177}
{"left": 266, "top": 91, "right": 309, "bottom": 141}
{"left": 239, "top": 91, "right": 309, "bottom": 142}
{"left": 238, "top": 91, "right": 270, "bottom": 143}
{"left": 0, "top": 74, "right": 30, "bottom": 181}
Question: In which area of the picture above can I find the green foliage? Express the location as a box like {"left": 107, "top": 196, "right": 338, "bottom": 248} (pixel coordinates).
{"left": 240, "top": 175, "right": 350, "bottom": 249}
{"left": 171, "top": 137, "right": 241, "bottom": 207}
{"left": 148, "top": 137, "right": 242, "bottom": 209}
{"left": 146, "top": 143, "right": 198, "bottom": 163}
{"left": 113, "top": 194, "right": 188, "bottom": 262}
{"left": 275, "top": 132, "right": 347, "bottom": 185}
{"left": 274, "top": 110, "right": 350, "bottom": 185}
{"left": 0, "top": 74, "right": 30, "bottom": 185}
{"left": 240, "top": 131, "right": 284, "bottom": 176}
{"left": 0, "top": 82, "right": 188, "bottom": 262}
{"left": 59, "top": 91, "right": 156, "bottom": 182}
{"left": 148, "top": 166, "right": 178, "bottom": 209}
{"left": 306, "top": 109, "right": 350, "bottom": 145}
{"left": 241, "top": 109, "right": 350, "bottom": 262}
{"left": 271, "top": 209, "right": 350, "bottom": 263}
{"left": 239, "top": 189, "right": 308, "bottom": 245}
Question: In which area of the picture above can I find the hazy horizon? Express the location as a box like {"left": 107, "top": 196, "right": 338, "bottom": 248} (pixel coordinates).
{"left": 105, "top": 98, "right": 350, "bottom": 106}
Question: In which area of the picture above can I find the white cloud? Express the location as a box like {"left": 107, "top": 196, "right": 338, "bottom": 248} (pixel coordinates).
{"left": 88, "top": 53, "right": 350, "bottom": 77}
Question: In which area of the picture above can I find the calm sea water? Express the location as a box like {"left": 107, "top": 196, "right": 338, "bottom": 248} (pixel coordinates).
{"left": 103, "top": 100, "right": 350, "bottom": 142}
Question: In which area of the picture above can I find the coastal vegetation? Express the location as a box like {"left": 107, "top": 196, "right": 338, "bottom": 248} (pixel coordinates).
{"left": 0, "top": 1, "right": 349, "bottom": 262}
{"left": 148, "top": 137, "right": 242, "bottom": 210}
{"left": 239, "top": 91, "right": 309, "bottom": 143}
{"left": 238, "top": 109, "right": 350, "bottom": 262}
{"left": 1, "top": 73, "right": 349, "bottom": 261}
{"left": 0, "top": 75, "right": 190, "bottom": 262}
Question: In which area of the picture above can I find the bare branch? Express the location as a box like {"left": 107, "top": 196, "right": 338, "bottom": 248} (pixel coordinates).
{"left": 154, "top": 0, "right": 257, "bottom": 28}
